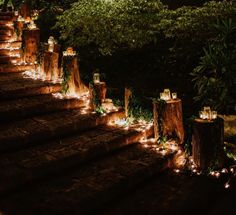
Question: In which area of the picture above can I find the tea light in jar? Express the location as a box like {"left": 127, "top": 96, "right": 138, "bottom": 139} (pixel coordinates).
{"left": 93, "top": 73, "right": 100, "bottom": 84}
{"left": 160, "top": 92, "right": 165, "bottom": 100}
{"left": 211, "top": 111, "right": 217, "bottom": 119}
{"left": 164, "top": 89, "right": 171, "bottom": 100}
{"left": 172, "top": 92, "right": 177, "bottom": 99}
{"left": 14, "top": 11, "right": 19, "bottom": 16}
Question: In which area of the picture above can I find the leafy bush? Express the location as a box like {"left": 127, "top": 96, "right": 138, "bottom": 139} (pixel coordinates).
{"left": 192, "top": 19, "right": 236, "bottom": 112}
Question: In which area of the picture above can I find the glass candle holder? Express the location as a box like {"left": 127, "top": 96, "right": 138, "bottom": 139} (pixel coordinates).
{"left": 164, "top": 89, "right": 171, "bottom": 100}
{"left": 28, "top": 21, "right": 37, "bottom": 29}
{"left": 160, "top": 92, "right": 165, "bottom": 100}
{"left": 211, "top": 111, "right": 217, "bottom": 119}
{"left": 93, "top": 73, "right": 100, "bottom": 84}
{"left": 203, "top": 106, "right": 211, "bottom": 112}
{"left": 14, "top": 11, "right": 19, "bottom": 16}
{"left": 48, "top": 44, "right": 54, "bottom": 52}
{"left": 172, "top": 92, "right": 177, "bottom": 99}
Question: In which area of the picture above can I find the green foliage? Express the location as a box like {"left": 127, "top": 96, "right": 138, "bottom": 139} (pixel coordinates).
{"left": 55, "top": 1, "right": 236, "bottom": 55}
{"left": 128, "top": 92, "right": 153, "bottom": 123}
{"left": 55, "top": 0, "right": 165, "bottom": 55}
{"left": 192, "top": 18, "right": 236, "bottom": 112}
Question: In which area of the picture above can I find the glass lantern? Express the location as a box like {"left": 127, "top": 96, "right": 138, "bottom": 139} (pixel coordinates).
{"left": 172, "top": 92, "right": 177, "bottom": 99}
{"left": 93, "top": 73, "right": 100, "bottom": 84}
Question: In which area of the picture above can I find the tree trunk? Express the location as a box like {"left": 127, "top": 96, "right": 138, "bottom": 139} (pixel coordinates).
{"left": 23, "top": 29, "right": 40, "bottom": 64}
{"left": 160, "top": 99, "right": 184, "bottom": 144}
{"left": 62, "top": 56, "right": 88, "bottom": 96}
{"left": 192, "top": 117, "right": 225, "bottom": 170}
{"left": 42, "top": 51, "right": 59, "bottom": 81}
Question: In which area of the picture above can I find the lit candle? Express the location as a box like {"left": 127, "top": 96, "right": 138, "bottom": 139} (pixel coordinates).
{"left": 14, "top": 11, "right": 19, "bottom": 16}
{"left": 48, "top": 36, "right": 55, "bottom": 52}
{"left": 211, "top": 111, "right": 217, "bottom": 119}
{"left": 160, "top": 92, "right": 165, "bottom": 100}
{"left": 93, "top": 73, "right": 100, "bottom": 84}
{"left": 63, "top": 47, "right": 76, "bottom": 56}
{"left": 172, "top": 92, "right": 177, "bottom": 99}
{"left": 28, "top": 21, "right": 37, "bottom": 29}
{"left": 164, "top": 89, "right": 171, "bottom": 100}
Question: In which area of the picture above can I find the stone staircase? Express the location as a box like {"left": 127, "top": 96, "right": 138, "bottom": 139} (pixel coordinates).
{"left": 0, "top": 12, "right": 176, "bottom": 214}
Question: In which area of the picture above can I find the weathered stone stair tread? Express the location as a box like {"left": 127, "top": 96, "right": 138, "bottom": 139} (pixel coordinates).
{"left": 0, "top": 78, "right": 61, "bottom": 99}
{"left": 0, "top": 64, "right": 33, "bottom": 73}
{"left": 0, "top": 12, "right": 14, "bottom": 16}
{"left": 0, "top": 144, "right": 173, "bottom": 215}
{"left": 0, "top": 29, "right": 13, "bottom": 35}
{"left": 0, "top": 94, "right": 86, "bottom": 122}
{"left": 0, "top": 48, "right": 20, "bottom": 56}
{"left": 0, "top": 16, "right": 14, "bottom": 21}
{"left": 0, "top": 55, "right": 20, "bottom": 63}
{"left": 0, "top": 34, "right": 13, "bottom": 41}
{"left": 0, "top": 109, "right": 124, "bottom": 152}
{"left": 0, "top": 41, "right": 21, "bottom": 49}
{"left": 0, "top": 125, "right": 152, "bottom": 193}
{"left": 0, "top": 20, "right": 13, "bottom": 25}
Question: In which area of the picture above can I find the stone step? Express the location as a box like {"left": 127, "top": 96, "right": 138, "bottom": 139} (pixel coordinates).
{"left": 0, "top": 64, "right": 33, "bottom": 73}
{"left": 0, "top": 94, "right": 87, "bottom": 123}
{"left": 0, "top": 124, "right": 152, "bottom": 193}
{"left": 0, "top": 143, "right": 173, "bottom": 214}
{"left": 0, "top": 15, "right": 14, "bottom": 21}
{"left": 0, "top": 20, "right": 13, "bottom": 26}
{"left": 0, "top": 55, "right": 21, "bottom": 64}
{"left": 0, "top": 109, "right": 124, "bottom": 153}
{"left": 0, "top": 48, "right": 21, "bottom": 56}
{"left": 0, "top": 41, "right": 21, "bottom": 49}
{"left": 0, "top": 34, "right": 14, "bottom": 41}
{"left": 0, "top": 12, "right": 14, "bottom": 16}
{"left": 0, "top": 29, "right": 13, "bottom": 36}
{"left": 0, "top": 77, "right": 61, "bottom": 100}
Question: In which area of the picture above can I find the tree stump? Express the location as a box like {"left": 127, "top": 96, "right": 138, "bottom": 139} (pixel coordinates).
{"left": 93, "top": 82, "right": 107, "bottom": 102}
{"left": 42, "top": 51, "right": 59, "bottom": 81}
{"left": 192, "top": 117, "right": 225, "bottom": 170}
{"left": 62, "top": 56, "right": 88, "bottom": 95}
{"left": 160, "top": 99, "right": 184, "bottom": 144}
{"left": 23, "top": 29, "right": 40, "bottom": 64}
{"left": 88, "top": 82, "right": 107, "bottom": 111}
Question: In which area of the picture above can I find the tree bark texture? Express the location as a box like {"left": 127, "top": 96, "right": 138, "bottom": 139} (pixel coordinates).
{"left": 192, "top": 117, "right": 225, "bottom": 170}
{"left": 160, "top": 99, "right": 184, "bottom": 144}
{"left": 23, "top": 29, "right": 40, "bottom": 64}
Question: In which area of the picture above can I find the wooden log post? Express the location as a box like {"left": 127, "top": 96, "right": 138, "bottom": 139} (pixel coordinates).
{"left": 23, "top": 29, "right": 40, "bottom": 64}
{"left": 192, "top": 117, "right": 225, "bottom": 170}
{"left": 42, "top": 44, "right": 61, "bottom": 81}
{"left": 160, "top": 99, "right": 184, "bottom": 144}
{"left": 125, "top": 88, "right": 132, "bottom": 118}
{"left": 94, "top": 82, "right": 107, "bottom": 103}
{"left": 42, "top": 51, "right": 59, "bottom": 81}
{"left": 62, "top": 56, "right": 88, "bottom": 95}
{"left": 153, "top": 101, "right": 159, "bottom": 141}
{"left": 88, "top": 82, "right": 107, "bottom": 111}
